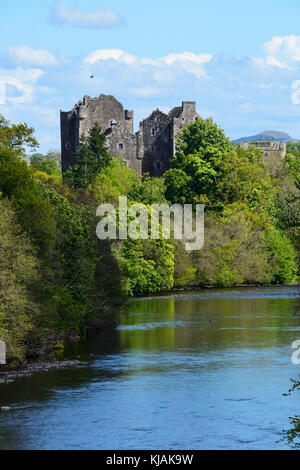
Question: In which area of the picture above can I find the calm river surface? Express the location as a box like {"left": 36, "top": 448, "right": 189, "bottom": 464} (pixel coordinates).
{"left": 1, "top": 286, "right": 300, "bottom": 450}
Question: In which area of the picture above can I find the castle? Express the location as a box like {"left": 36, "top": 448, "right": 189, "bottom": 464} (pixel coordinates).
{"left": 60, "top": 94, "right": 199, "bottom": 176}
{"left": 237, "top": 140, "right": 286, "bottom": 159}
{"left": 60, "top": 94, "right": 287, "bottom": 176}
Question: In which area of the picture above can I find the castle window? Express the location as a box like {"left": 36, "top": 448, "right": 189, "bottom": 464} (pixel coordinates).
{"left": 154, "top": 161, "right": 163, "bottom": 171}
{"left": 151, "top": 146, "right": 154, "bottom": 152}
{"left": 66, "top": 142, "right": 71, "bottom": 151}
{"left": 119, "top": 143, "right": 124, "bottom": 150}
{"left": 152, "top": 128, "right": 156, "bottom": 136}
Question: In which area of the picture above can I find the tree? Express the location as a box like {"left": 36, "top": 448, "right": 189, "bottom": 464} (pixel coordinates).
{"left": 164, "top": 119, "right": 232, "bottom": 205}
{"left": 92, "top": 158, "right": 139, "bottom": 204}
{"left": 66, "top": 123, "right": 111, "bottom": 188}
{"left": 30, "top": 155, "right": 62, "bottom": 178}
{"left": 174, "top": 117, "right": 232, "bottom": 166}
{"left": 0, "top": 114, "right": 38, "bottom": 155}
{"left": 0, "top": 198, "right": 38, "bottom": 362}
{"left": 128, "top": 175, "right": 167, "bottom": 205}
{"left": 0, "top": 149, "right": 56, "bottom": 254}
{"left": 46, "top": 149, "right": 61, "bottom": 165}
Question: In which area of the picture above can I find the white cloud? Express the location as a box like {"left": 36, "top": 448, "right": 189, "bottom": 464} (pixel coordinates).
{"left": 84, "top": 49, "right": 137, "bottom": 65}
{"left": 9, "top": 45, "right": 59, "bottom": 68}
{"left": 3, "top": 37, "right": 300, "bottom": 153}
{"left": 162, "top": 52, "right": 212, "bottom": 66}
{"left": 251, "top": 55, "right": 292, "bottom": 71}
{"left": 253, "top": 82, "right": 275, "bottom": 89}
{"left": 129, "top": 87, "right": 164, "bottom": 97}
{"left": 0, "top": 67, "right": 43, "bottom": 103}
{"left": 263, "top": 35, "right": 300, "bottom": 63}
{"left": 83, "top": 49, "right": 212, "bottom": 79}
{"left": 265, "top": 55, "right": 292, "bottom": 70}
{"left": 52, "top": 2, "right": 124, "bottom": 29}
{"left": 291, "top": 80, "right": 300, "bottom": 105}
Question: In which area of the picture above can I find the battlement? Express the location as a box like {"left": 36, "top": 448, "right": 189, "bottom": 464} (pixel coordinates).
{"left": 60, "top": 94, "right": 200, "bottom": 176}
{"left": 237, "top": 141, "right": 286, "bottom": 159}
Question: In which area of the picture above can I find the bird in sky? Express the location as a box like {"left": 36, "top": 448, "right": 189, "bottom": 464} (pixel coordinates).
{"left": 90, "top": 75, "right": 94, "bottom": 79}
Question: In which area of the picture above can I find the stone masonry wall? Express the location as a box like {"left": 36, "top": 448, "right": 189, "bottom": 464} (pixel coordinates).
{"left": 60, "top": 95, "right": 200, "bottom": 177}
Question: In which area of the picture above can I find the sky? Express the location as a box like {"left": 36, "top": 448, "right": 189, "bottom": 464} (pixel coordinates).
{"left": 1, "top": 0, "right": 300, "bottom": 152}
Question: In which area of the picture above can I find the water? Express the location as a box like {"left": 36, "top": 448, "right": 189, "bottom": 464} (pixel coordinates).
{"left": 1, "top": 286, "right": 300, "bottom": 450}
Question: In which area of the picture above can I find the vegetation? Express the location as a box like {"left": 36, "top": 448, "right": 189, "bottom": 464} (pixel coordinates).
{"left": 0, "top": 113, "right": 300, "bottom": 364}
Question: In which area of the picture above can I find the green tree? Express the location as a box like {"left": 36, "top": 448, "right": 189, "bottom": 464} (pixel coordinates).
{"left": 175, "top": 118, "right": 232, "bottom": 165}
{"left": 0, "top": 149, "right": 56, "bottom": 254}
{"left": 128, "top": 175, "right": 167, "bottom": 205}
{"left": 0, "top": 198, "right": 38, "bottom": 362}
{"left": 92, "top": 158, "right": 139, "bottom": 204}
{"left": 0, "top": 114, "right": 38, "bottom": 155}
{"left": 165, "top": 118, "right": 232, "bottom": 205}
{"left": 30, "top": 156, "right": 62, "bottom": 178}
{"left": 263, "top": 229, "right": 298, "bottom": 284}
{"left": 66, "top": 123, "right": 111, "bottom": 188}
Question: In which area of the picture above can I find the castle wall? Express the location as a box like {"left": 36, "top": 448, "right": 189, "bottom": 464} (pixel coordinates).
{"left": 238, "top": 141, "right": 287, "bottom": 159}
{"left": 60, "top": 110, "right": 79, "bottom": 174}
{"left": 61, "top": 94, "right": 137, "bottom": 174}
{"left": 78, "top": 94, "right": 133, "bottom": 137}
{"left": 139, "top": 109, "right": 172, "bottom": 177}
{"left": 60, "top": 95, "right": 200, "bottom": 177}
{"left": 105, "top": 123, "right": 141, "bottom": 174}
{"left": 170, "top": 102, "right": 199, "bottom": 157}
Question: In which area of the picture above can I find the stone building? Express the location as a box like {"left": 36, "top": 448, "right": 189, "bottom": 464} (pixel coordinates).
{"left": 237, "top": 140, "right": 286, "bottom": 159}
{"left": 60, "top": 94, "right": 199, "bottom": 176}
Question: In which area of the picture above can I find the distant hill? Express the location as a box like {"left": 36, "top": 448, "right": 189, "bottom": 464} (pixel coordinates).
{"left": 233, "top": 130, "right": 298, "bottom": 143}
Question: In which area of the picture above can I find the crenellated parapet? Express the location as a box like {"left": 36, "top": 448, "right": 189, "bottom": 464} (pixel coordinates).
{"left": 60, "top": 95, "right": 200, "bottom": 176}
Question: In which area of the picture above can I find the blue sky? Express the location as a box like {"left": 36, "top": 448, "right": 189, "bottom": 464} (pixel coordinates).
{"left": 1, "top": 0, "right": 300, "bottom": 152}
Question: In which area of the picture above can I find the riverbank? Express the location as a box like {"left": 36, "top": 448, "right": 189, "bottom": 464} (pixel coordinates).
{"left": 0, "top": 285, "right": 298, "bottom": 449}
{"left": 0, "top": 360, "right": 82, "bottom": 385}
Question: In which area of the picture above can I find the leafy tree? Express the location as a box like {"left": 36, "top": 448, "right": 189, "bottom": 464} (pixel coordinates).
{"left": 263, "top": 229, "right": 298, "bottom": 284}
{"left": 66, "top": 123, "right": 111, "bottom": 188}
{"left": 0, "top": 198, "right": 38, "bottom": 362}
{"left": 0, "top": 149, "right": 56, "bottom": 254}
{"left": 164, "top": 168, "right": 194, "bottom": 205}
{"left": 174, "top": 118, "right": 232, "bottom": 166}
{"left": 35, "top": 183, "right": 96, "bottom": 334}
{"left": 128, "top": 175, "right": 167, "bottom": 205}
{"left": 114, "top": 239, "right": 174, "bottom": 296}
{"left": 286, "top": 152, "right": 300, "bottom": 189}
{"left": 0, "top": 114, "right": 38, "bottom": 155}
{"left": 30, "top": 155, "right": 62, "bottom": 178}
{"left": 92, "top": 158, "right": 139, "bottom": 204}
{"left": 46, "top": 149, "right": 61, "bottom": 165}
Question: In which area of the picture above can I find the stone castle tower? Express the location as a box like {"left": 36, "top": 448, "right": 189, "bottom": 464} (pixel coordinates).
{"left": 60, "top": 94, "right": 199, "bottom": 176}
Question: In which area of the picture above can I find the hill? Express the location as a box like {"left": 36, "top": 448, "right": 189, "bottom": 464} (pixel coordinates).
{"left": 233, "top": 130, "right": 298, "bottom": 143}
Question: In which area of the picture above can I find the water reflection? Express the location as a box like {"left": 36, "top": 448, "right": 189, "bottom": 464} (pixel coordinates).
{"left": 0, "top": 286, "right": 300, "bottom": 450}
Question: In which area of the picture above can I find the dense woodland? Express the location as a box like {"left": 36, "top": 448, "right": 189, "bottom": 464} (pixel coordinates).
{"left": 1, "top": 113, "right": 300, "bottom": 364}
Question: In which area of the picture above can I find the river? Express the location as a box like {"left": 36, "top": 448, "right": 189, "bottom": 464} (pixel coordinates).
{"left": 0, "top": 286, "right": 300, "bottom": 450}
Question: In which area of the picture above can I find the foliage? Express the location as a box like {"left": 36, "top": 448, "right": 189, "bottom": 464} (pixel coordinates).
{"left": 30, "top": 154, "right": 62, "bottom": 179}
{"left": 128, "top": 175, "right": 167, "bottom": 205}
{"left": 263, "top": 229, "right": 298, "bottom": 284}
{"left": 92, "top": 158, "right": 139, "bottom": 204}
{"left": 66, "top": 123, "right": 111, "bottom": 188}
{"left": 0, "top": 198, "right": 38, "bottom": 362}
{"left": 0, "top": 114, "right": 38, "bottom": 156}
{"left": 0, "top": 148, "right": 56, "bottom": 254}
{"left": 1, "top": 112, "right": 300, "bottom": 364}
{"left": 113, "top": 238, "right": 174, "bottom": 296}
